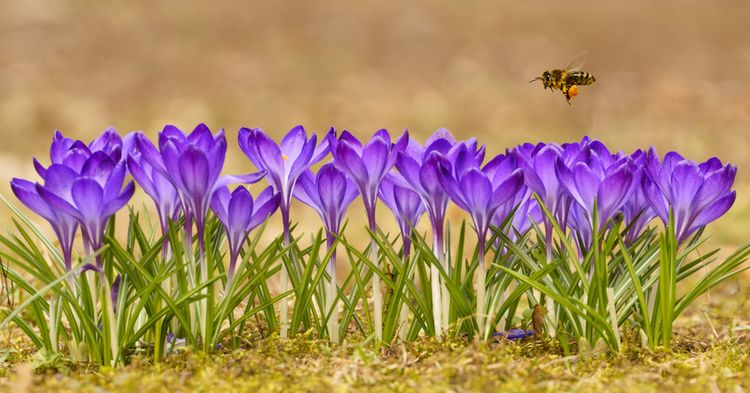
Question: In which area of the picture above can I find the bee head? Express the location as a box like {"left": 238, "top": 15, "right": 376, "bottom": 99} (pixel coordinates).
{"left": 542, "top": 71, "right": 552, "bottom": 88}
{"left": 529, "top": 71, "right": 552, "bottom": 88}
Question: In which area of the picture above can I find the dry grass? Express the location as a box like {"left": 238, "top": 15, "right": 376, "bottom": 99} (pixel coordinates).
{"left": 0, "top": 324, "right": 748, "bottom": 392}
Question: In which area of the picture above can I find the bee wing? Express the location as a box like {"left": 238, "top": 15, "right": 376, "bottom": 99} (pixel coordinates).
{"left": 562, "top": 51, "right": 588, "bottom": 71}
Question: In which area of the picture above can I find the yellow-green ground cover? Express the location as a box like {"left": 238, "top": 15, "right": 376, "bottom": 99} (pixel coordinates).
{"left": 1, "top": 280, "right": 748, "bottom": 393}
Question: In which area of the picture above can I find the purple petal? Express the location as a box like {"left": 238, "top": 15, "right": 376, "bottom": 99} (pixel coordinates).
{"left": 254, "top": 131, "right": 285, "bottom": 184}
{"left": 178, "top": 149, "right": 210, "bottom": 203}
{"left": 388, "top": 131, "right": 409, "bottom": 167}
{"left": 81, "top": 152, "right": 116, "bottom": 187}
{"left": 453, "top": 145, "right": 480, "bottom": 179}
{"left": 128, "top": 155, "right": 157, "bottom": 198}
{"left": 520, "top": 159, "right": 546, "bottom": 200}
{"left": 216, "top": 171, "right": 266, "bottom": 190}
{"left": 135, "top": 133, "right": 166, "bottom": 173}
{"left": 597, "top": 167, "right": 633, "bottom": 224}
{"left": 571, "top": 163, "right": 600, "bottom": 215}
{"left": 206, "top": 132, "right": 227, "bottom": 183}
{"left": 695, "top": 165, "right": 736, "bottom": 209}
{"left": 318, "top": 164, "right": 349, "bottom": 219}
{"left": 210, "top": 186, "right": 231, "bottom": 225}
{"left": 42, "top": 164, "right": 80, "bottom": 202}
{"left": 643, "top": 177, "right": 669, "bottom": 222}
{"left": 425, "top": 128, "right": 456, "bottom": 148}
{"left": 460, "top": 169, "right": 493, "bottom": 215}
{"left": 334, "top": 142, "right": 369, "bottom": 189}
{"left": 160, "top": 125, "right": 187, "bottom": 148}
{"left": 491, "top": 169, "right": 524, "bottom": 208}
{"left": 237, "top": 127, "right": 263, "bottom": 169}
{"left": 248, "top": 190, "right": 280, "bottom": 231}
{"left": 11, "top": 179, "right": 55, "bottom": 221}
{"left": 670, "top": 162, "right": 704, "bottom": 230}
{"left": 160, "top": 141, "right": 184, "bottom": 190}
{"left": 534, "top": 147, "right": 562, "bottom": 200}
{"left": 437, "top": 164, "right": 470, "bottom": 212}
{"left": 292, "top": 170, "right": 322, "bottom": 212}
{"left": 228, "top": 187, "right": 254, "bottom": 237}
{"left": 690, "top": 191, "right": 736, "bottom": 231}
{"left": 36, "top": 185, "right": 80, "bottom": 219}
{"left": 287, "top": 134, "right": 316, "bottom": 183}
{"left": 394, "top": 152, "right": 424, "bottom": 194}
{"left": 361, "top": 137, "right": 390, "bottom": 187}
{"left": 103, "top": 161, "right": 127, "bottom": 200}
{"left": 378, "top": 178, "right": 398, "bottom": 214}
{"left": 419, "top": 155, "right": 450, "bottom": 208}
{"left": 253, "top": 186, "right": 277, "bottom": 212}
{"left": 102, "top": 181, "right": 135, "bottom": 217}
{"left": 279, "top": 125, "right": 307, "bottom": 161}
{"left": 337, "top": 131, "right": 363, "bottom": 152}
{"left": 310, "top": 128, "right": 333, "bottom": 164}
{"left": 33, "top": 158, "right": 47, "bottom": 178}
{"left": 71, "top": 178, "right": 104, "bottom": 225}
{"left": 187, "top": 123, "right": 215, "bottom": 151}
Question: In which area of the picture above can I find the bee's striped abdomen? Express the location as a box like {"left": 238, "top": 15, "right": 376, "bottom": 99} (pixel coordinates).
{"left": 565, "top": 71, "right": 596, "bottom": 86}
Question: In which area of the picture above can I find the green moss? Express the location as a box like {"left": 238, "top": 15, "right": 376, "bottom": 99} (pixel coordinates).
{"left": 0, "top": 329, "right": 747, "bottom": 392}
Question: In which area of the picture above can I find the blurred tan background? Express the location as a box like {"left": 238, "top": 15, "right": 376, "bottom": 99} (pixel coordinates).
{"left": 1, "top": 0, "right": 749, "bottom": 246}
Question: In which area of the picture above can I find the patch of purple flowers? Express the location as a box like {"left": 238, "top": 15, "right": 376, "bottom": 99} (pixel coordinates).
{"left": 11, "top": 126, "right": 738, "bottom": 344}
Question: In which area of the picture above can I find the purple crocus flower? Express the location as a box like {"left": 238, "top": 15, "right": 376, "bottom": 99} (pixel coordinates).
{"left": 329, "top": 129, "right": 409, "bottom": 228}
{"left": 439, "top": 148, "right": 525, "bottom": 247}
{"left": 437, "top": 146, "right": 524, "bottom": 337}
{"left": 238, "top": 125, "right": 330, "bottom": 240}
{"left": 555, "top": 155, "right": 636, "bottom": 247}
{"left": 621, "top": 150, "right": 656, "bottom": 244}
{"left": 33, "top": 128, "right": 134, "bottom": 178}
{"left": 211, "top": 186, "right": 280, "bottom": 281}
{"left": 394, "top": 130, "right": 484, "bottom": 258}
{"left": 328, "top": 128, "right": 408, "bottom": 339}
{"left": 293, "top": 163, "right": 358, "bottom": 342}
{"left": 379, "top": 178, "right": 426, "bottom": 259}
{"left": 514, "top": 143, "right": 568, "bottom": 260}
{"left": 393, "top": 128, "right": 484, "bottom": 335}
{"left": 11, "top": 176, "right": 79, "bottom": 272}
{"left": 36, "top": 152, "right": 135, "bottom": 269}
{"left": 294, "top": 163, "right": 359, "bottom": 248}
{"left": 494, "top": 329, "right": 535, "bottom": 341}
{"left": 136, "top": 124, "right": 263, "bottom": 255}
{"left": 127, "top": 151, "right": 182, "bottom": 257}
{"left": 491, "top": 191, "right": 542, "bottom": 246}
{"left": 488, "top": 152, "right": 539, "bottom": 238}
{"left": 13, "top": 128, "right": 138, "bottom": 276}
{"left": 238, "top": 125, "right": 330, "bottom": 337}
{"left": 643, "top": 147, "right": 736, "bottom": 243}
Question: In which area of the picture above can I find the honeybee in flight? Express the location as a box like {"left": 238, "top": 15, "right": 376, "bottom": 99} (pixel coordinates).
{"left": 530, "top": 52, "right": 596, "bottom": 104}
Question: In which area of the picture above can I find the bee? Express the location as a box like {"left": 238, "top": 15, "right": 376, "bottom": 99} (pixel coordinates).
{"left": 530, "top": 52, "right": 596, "bottom": 104}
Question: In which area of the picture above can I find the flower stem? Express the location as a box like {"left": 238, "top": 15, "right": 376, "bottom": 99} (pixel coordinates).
{"left": 280, "top": 205, "right": 291, "bottom": 338}
{"left": 196, "top": 218, "right": 208, "bottom": 349}
{"left": 475, "top": 235, "right": 486, "bottom": 340}
{"left": 101, "top": 273, "right": 119, "bottom": 366}
{"left": 326, "top": 234, "right": 338, "bottom": 343}
{"left": 398, "top": 238, "right": 411, "bottom": 342}
{"left": 371, "top": 233, "right": 382, "bottom": 341}
{"left": 431, "top": 225, "right": 444, "bottom": 336}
